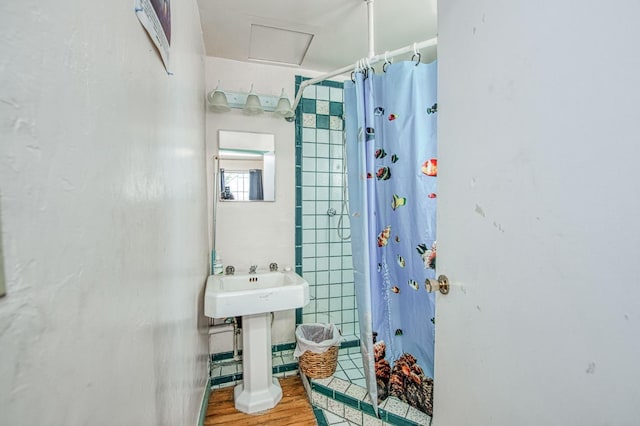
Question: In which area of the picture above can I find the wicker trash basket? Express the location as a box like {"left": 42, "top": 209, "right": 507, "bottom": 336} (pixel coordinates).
{"left": 295, "top": 323, "right": 341, "bottom": 379}
{"left": 299, "top": 345, "right": 339, "bottom": 379}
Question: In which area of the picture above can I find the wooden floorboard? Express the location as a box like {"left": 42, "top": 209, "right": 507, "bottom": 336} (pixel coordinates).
{"left": 205, "top": 376, "right": 317, "bottom": 426}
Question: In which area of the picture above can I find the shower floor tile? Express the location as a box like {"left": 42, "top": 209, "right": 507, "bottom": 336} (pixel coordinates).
{"left": 306, "top": 346, "right": 432, "bottom": 426}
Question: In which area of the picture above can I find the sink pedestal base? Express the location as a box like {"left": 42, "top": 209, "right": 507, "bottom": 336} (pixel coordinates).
{"left": 234, "top": 312, "right": 282, "bottom": 414}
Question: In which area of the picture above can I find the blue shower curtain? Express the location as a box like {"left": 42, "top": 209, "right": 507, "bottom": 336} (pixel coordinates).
{"left": 345, "top": 60, "right": 437, "bottom": 416}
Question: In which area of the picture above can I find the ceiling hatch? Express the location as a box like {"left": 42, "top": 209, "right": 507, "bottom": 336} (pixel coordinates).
{"left": 248, "top": 24, "right": 314, "bottom": 66}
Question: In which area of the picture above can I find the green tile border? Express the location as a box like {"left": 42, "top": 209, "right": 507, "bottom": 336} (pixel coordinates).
{"left": 335, "top": 391, "right": 359, "bottom": 406}
{"left": 211, "top": 373, "right": 242, "bottom": 386}
{"left": 310, "top": 381, "right": 388, "bottom": 423}
{"left": 211, "top": 342, "right": 296, "bottom": 362}
{"left": 295, "top": 75, "right": 304, "bottom": 320}
{"left": 382, "top": 410, "right": 424, "bottom": 426}
{"left": 273, "top": 342, "right": 296, "bottom": 352}
{"left": 211, "top": 351, "right": 239, "bottom": 362}
{"left": 209, "top": 327, "right": 355, "bottom": 363}
{"left": 313, "top": 406, "right": 329, "bottom": 426}
{"left": 360, "top": 400, "right": 376, "bottom": 417}
{"left": 341, "top": 338, "right": 360, "bottom": 349}
{"left": 312, "top": 382, "right": 334, "bottom": 398}
{"left": 298, "top": 76, "right": 343, "bottom": 89}
{"left": 273, "top": 362, "right": 299, "bottom": 374}
{"left": 210, "top": 362, "right": 299, "bottom": 387}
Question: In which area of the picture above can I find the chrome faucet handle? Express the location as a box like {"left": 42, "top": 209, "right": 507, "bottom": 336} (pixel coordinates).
{"left": 225, "top": 265, "right": 235, "bottom": 275}
{"left": 269, "top": 262, "right": 278, "bottom": 272}
{"left": 249, "top": 265, "right": 258, "bottom": 274}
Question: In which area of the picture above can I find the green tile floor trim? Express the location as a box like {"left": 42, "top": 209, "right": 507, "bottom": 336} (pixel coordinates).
{"left": 303, "top": 346, "right": 432, "bottom": 426}
{"left": 313, "top": 406, "right": 329, "bottom": 426}
{"left": 210, "top": 361, "right": 299, "bottom": 387}
{"left": 211, "top": 342, "right": 297, "bottom": 362}
{"left": 311, "top": 379, "right": 430, "bottom": 426}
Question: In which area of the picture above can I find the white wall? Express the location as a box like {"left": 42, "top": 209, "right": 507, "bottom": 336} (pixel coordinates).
{"left": 204, "top": 57, "right": 331, "bottom": 350}
{"left": 0, "top": 2, "right": 209, "bottom": 425}
{"left": 436, "top": 2, "right": 640, "bottom": 425}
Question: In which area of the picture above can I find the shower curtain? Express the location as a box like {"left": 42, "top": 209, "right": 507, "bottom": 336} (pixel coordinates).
{"left": 345, "top": 60, "right": 437, "bottom": 416}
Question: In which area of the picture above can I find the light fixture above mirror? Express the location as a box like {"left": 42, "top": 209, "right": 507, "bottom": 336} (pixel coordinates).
{"left": 207, "top": 81, "right": 232, "bottom": 113}
{"left": 207, "top": 84, "right": 294, "bottom": 120}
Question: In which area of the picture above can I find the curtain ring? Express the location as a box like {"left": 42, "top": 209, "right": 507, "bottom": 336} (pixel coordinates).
{"left": 412, "top": 51, "right": 421, "bottom": 66}
{"left": 383, "top": 51, "right": 391, "bottom": 72}
{"left": 351, "top": 71, "right": 356, "bottom": 83}
{"left": 411, "top": 42, "right": 421, "bottom": 66}
{"left": 366, "top": 57, "right": 375, "bottom": 75}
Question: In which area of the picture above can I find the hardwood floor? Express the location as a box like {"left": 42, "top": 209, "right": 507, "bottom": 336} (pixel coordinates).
{"left": 204, "top": 376, "right": 317, "bottom": 425}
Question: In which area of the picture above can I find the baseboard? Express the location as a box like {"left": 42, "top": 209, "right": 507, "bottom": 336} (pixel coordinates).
{"left": 197, "top": 377, "right": 212, "bottom": 426}
{"left": 210, "top": 339, "right": 359, "bottom": 362}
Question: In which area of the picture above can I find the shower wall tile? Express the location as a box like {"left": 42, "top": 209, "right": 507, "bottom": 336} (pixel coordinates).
{"left": 330, "top": 87, "right": 343, "bottom": 102}
{"left": 316, "top": 100, "right": 330, "bottom": 115}
{"left": 303, "top": 113, "right": 317, "bottom": 128}
{"left": 317, "top": 114, "right": 330, "bottom": 129}
{"left": 303, "top": 85, "right": 316, "bottom": 98}
{"left": 303, "top": 128, "right": 316, "bottom": 142}
{"left": 303, "top": 98, "right": 317, "bottom": 113}
{"left": 303, "top": 142, "right": 316, "bottom": 157}
{"left": 317, "top": 129, "right": 330, "bottom": 143}
{"left": 316, "top": 85, "right": 330, "bottom": 100}
{"left": 330, "top": 130, "right": 343, "bottom": 143}
{"left": 329, "top": 101, "right": 343, "bottom": 116}
{"left": 295, "top": 76, "right": 358, "bottom": 340}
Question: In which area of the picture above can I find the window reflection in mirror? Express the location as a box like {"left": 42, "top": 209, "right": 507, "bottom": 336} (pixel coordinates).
{"left": 218, "top": 131, "right": 275, "bottom": 202}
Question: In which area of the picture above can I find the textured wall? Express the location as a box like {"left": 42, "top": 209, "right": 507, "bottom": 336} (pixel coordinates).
{"left": 436, "top": 1, "right": 640, "bottom": 425}
{"left": 0, "top": 1, "right": 209, "bottom": 425}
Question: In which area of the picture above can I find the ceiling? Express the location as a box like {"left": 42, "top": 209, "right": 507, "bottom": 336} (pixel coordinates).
{"left": 197, "top": 0, "right": 438, "bottom": 73}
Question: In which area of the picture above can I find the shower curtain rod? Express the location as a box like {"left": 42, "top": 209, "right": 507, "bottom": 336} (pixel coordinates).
{"left": 291, "top": 36, "right": 438, "bottom": 112}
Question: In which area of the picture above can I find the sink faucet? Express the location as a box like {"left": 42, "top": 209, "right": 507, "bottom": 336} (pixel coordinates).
{"left": 269, "top": 262, "right": 278, "bottom": 272}
{"left": 225, "top": 265, "right": 235, "bottom": 275}
{"left": 249, "top": 265, "right": 258, "bottom": 274}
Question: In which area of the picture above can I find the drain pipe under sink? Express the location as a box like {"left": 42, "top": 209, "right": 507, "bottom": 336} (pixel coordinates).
{"left": 208, "top": 317, "right": 242, "bottom": 361}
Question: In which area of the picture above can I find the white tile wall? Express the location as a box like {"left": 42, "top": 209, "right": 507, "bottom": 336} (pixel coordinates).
{"left": 298, "top": 82, "right": 358, "bottom": 341}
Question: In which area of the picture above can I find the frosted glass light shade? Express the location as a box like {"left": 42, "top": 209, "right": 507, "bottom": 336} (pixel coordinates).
{"left": 243, "top": 93, "right": 264, "bottom": 115}
{"left": 273, "top": 91, "right": 293, "bottom": 118}
{"left": 207, "top": 90, "right": 231, "bottom": 113}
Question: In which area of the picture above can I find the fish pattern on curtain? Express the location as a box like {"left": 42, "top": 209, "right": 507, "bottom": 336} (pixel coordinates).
{"left": 345, "top": 60, "right": 437, "bottom": 416}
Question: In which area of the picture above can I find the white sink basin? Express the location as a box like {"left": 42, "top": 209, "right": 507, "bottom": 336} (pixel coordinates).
{"left": 204, "top": 271, "right": 310, "bottom": 318}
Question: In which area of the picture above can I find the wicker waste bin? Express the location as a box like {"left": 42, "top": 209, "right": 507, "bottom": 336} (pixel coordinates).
{"left": 294, "top": 323, "right": 341, "bottom": 379}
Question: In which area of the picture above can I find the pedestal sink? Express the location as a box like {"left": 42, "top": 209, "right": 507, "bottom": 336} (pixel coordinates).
{"left": 204, "top": 271, "right": 309, "bottom": 414}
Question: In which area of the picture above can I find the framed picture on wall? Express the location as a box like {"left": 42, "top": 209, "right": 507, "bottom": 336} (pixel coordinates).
{"left": 135, "top": 0, "right": 171, "bottom": 72}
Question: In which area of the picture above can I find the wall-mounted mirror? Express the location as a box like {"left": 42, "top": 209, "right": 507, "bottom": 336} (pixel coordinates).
{"left": 217, "top": 130, "right": 275, "bottom": 202}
